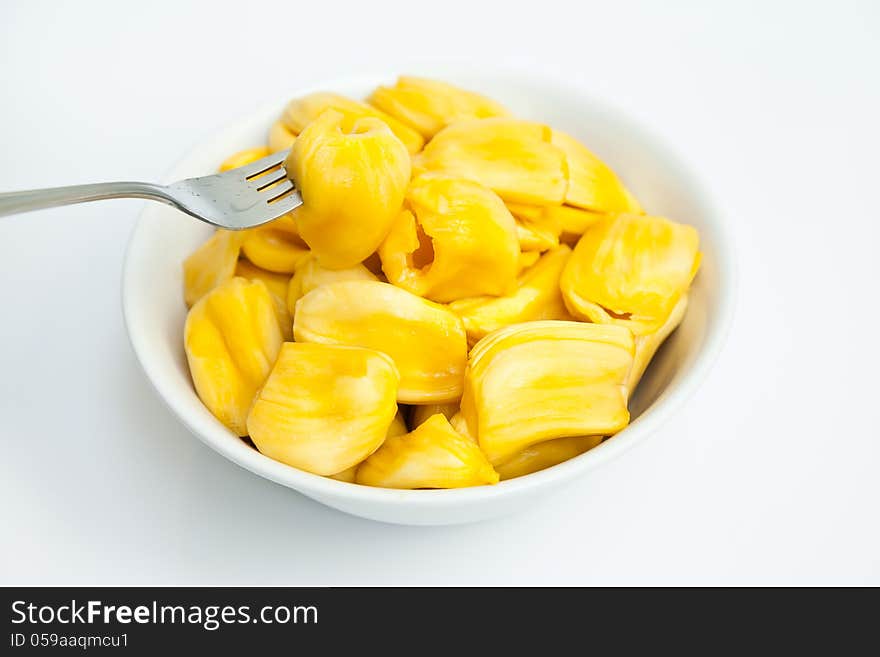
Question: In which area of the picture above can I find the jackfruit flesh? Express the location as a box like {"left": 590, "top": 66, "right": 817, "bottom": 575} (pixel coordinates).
{"left": 184, "top": 277, "right": 283, "bottom": 436}
{"left": 247, "top": 343, "right": 400, "bottom": 476}
{"left": 415, "top": 118, "right": 567, "bottom": 206}
{"left": 281, "top": 91, "right": 424, "bottom": 154}
{"left": 379, "top": 174, "right": 520, "bottom": 302}
{"left": 449, "top": 246, "right": 573, "bottom": 345}
{"left": 240, "top": 214, "right": 310, "bottom": 274}
{"left": 293, "top": 280, "right": 468, "bottom": 404}
{"left": 561, "top": 213, "right": 700, "bottom": 335}
{"left": 234, "top": 260, "right": 293, "bottom": 340}
{"left": 286, "top": 110, "right": 411, "bottom": 269}
{"left": 356, "top": 414, "right": 499, "bottom": 489}
{"left": 182, "top": 230, "right": 242, "bottom": 307}
{"left": 369, "top": 75, "right": 509, "bottom": 139}
{"left": 495, "top": 435, "right": 604, "bottom": 480}
{"left": 286, "top": 255, "right": 379, "bottom": 316}
{"left": 460, "top": 321, "right": 634, "bottom": 464}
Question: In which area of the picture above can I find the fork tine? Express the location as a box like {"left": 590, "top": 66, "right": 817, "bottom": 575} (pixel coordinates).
{"left": 255, "top": 172, "right": 291, "bottom": 192}
{"left": 265, "top": 179, "right": 295, "bottom": 201}
{"left": 265, "top": 188, "right": 302, "bottom": 216}
{"left": 236, "top": 149, "right": 290, "bottom": 179}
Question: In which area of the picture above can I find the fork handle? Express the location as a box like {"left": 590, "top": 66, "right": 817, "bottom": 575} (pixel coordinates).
{"left": 0, "top": 182, "right": 173, "bottom": 218}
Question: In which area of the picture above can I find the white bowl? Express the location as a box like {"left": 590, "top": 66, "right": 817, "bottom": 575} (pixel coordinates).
{"left": 123, "top": 71, "right": 735, "bottom": 525}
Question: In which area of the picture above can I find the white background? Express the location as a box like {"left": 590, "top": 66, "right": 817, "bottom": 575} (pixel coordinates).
{"left": 1, "top": 0, "right": 878, "bottom": 585}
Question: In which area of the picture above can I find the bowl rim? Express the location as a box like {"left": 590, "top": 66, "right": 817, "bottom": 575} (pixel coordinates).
{"left": 122, "top": 69, "right": 737, "bottom": 507}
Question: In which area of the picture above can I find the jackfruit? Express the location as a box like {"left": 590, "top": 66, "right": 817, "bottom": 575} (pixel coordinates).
{"left": 460, "top": 321, "right": 634, "bottom": 464}
{"left": 240, "top": 214, "right": 310, "bottom": 274}
{"left": 551, "top": 130, "right": 642, "bottom": 213}
{"left": 182, "top": 230, "right": 242, "bottom": 307}
{"left": 184, "top": 277, "right": 283, "bottom": 436}
{"left": 356, "top": 414, "right": 499, "bottom": 488}
{"left": 410, "top": 402, "right": 459, "bottom": 430}
{"left": 561, "top": 213, "right": 701, "bottom": 335}
{"left": 495, "top": 435, "right": 603, "bottom": 480}
{"left": 414, "top": 118, "right": 567, "bottom": 206}
{"left": 234, "top": 260, "right": 293, "bottom": 340}
{"left": 369, "top": 76, "right": 509, "bottom": 139}
{"left": 286, "top": 254, "right": 378, "bottom": 316}
{"left": 286, "top": 110, "right": 411, "bottom": 269}
{"left": 293, "top": 280, "right": 468, "bottom": 404}
{"left": 268, "top": 121, "right": 297, "bottom": 153}
{"left": 281, "top": 91, "right": 424, "bottom": 154}
{"left": 379, "top": 174, "right": 520, "bottom": 302}
{"left": 626, "top": 294, "right": 689, "bottom": 394}
{"left": 247, "top": 343, "right": 400, "bottom": 476}
{"left": 449, "top": 246, "right": 573, "bottom": 345}
{"left": 330, "top": 408, "right": 409, "bottom": 483}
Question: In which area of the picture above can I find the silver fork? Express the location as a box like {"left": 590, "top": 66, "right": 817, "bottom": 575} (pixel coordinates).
{"left": 0, "top": 149, "right": 302, "bottom": 230}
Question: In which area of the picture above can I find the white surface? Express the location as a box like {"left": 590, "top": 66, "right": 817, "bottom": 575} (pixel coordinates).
{"left": 123, "top": 72, "right": 733, "bottom": 525}
{"left": 0, "top": 0, "right": 877, "bottom": 583}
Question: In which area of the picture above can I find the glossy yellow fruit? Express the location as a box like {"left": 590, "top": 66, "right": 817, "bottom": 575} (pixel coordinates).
{"left": 247, "top": 343, "right": 400, "bottom": 476}
{"left": 182, "top": 230, "right": 242, "bottom": 307}
{"left": 356, "top": 414, "right": 499, "bottom": 488}
{"left": 449, "top": 246, "right": 573, "bottom": 345}
{"left": 448, "top": 412, "right": 475, "bottom": 441}
{"left": 240, "top": 214, "right": 310, "bottom": 274}
{"left": 184, "top": 278, "right": 283, "bottom": 436}
{"left": 495, "top": 436, "right": 603, "bottom": 480}
{"left": 267, "top": 121, "right": 297, "bottom": 153}
{"left": 561, "top": 213, "right": 701, "bottom": 335}
{"left": 219, "top": 146, "right": 270, "bottom": 172}
{"left": 626, "top": 294, "right": 688, "bottom": 394}
{"left": 286, "top": 110, "right": 411, "bottom": 269}
{"left": 507, "top": 203, "right": 562, "bottom": 252}
{"left": 293, "top": 280, "right": 468, "bottom": 404}
{"left": 330, "top": 408, "right": 409, "bottom": 483}
{"left": 415, "top": 118, "right": 567, "bottom": 206}
{"left": 286, "top": 254, "right": 378, "bottom": 316}
{"left": 517, "top": 250, "right": 541, "bottom": 271}
{"left": 460, "top": 321, "right": 634, "bottom": 464}
{"left": 234, "top": 260, "right": 293, "bottom": 340}
{"left": 550, "top": 130, "right": 642, "bottom": 213}
{"left": 410, "top": 402, "right": 459, "bottom": 430}
{"left": 507, "top": 202, "right": 604, "bottom": 245}
{"left": 369, "top": 76, "right": 509, "bottom": 139}
{"left": 379, "top": 174, "right": 520, "bottom": 302}
{"left": 281, "top": 91, "right": 424, "bottom": 154}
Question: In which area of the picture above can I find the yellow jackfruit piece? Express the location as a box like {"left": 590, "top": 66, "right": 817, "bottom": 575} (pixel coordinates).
{"left": 247, "top": 343, "right": 400, "bottom": 476}
{"left": 460, "top": 321, "right": 634, "bottom": 464}
{"left": 378, "top": 174, "right": 520, "bottom": 302}
{"left": 329, "top": 408, "right": 409, "bottom": 483}
{"left": 219, "top": 146, "right": 270, "bottom": 172}
{"left": 415, "top": 118, "right": 567, "bottom": 206}
{"left": 286, "top": 254, "right": 378, "bottom": 316}
{"left": 356, "top": 414, "right": 499, "bottom": 489}
{"left": 268, "top": 121, "right": 297, "bottom": 153}
{"left": 234, "top": 260, "right": 293, "bottom": 340}
{"left": 507, "top": 202, "right": 605, "bottom": 246}
{"left": 369, "top": 76, "right": 509, "bottom": 139}
{"left": 410, "top": 402, "right": 459, "bottom": 430}
{"left": 507, "top": 203, "right": 563, "bottom": 252}
{"left": 449, "top": 246, "right": 573, "bottom": 345}
{"left": 240, "top": 214, "right": 310, "bottom": 274}
{"left": 293, "top": 280, "right": 468, "bottom": 404}
{"left": 286, "top": 110, "right": 411, "bottom": 269}
{"left": 626, "top": 294, "right": 689, "bottom": 394}
{"left": 281, "top": 91, "right": 424, "bottom": 154}
{"left": 561, "top": 213, "right": 701, "bottom": 335}
{"left": 550, "top": 130, "right": 642, "bottom": 213}
{"left": 184, "top": 278, "right": 283, "bottom": 436}
{"left": 495, "top": 436, "right": 603, "bottom": 480}
{"left": 182, "top": 230, "right": 242, "bottom": 308}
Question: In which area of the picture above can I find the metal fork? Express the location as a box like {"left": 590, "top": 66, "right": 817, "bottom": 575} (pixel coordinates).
{"left": 0, "top": 149, "right": 301, "bottom": 230}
